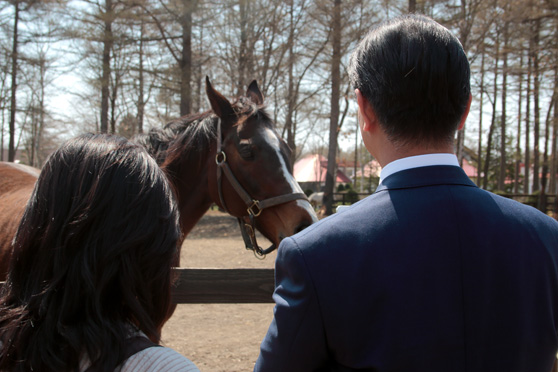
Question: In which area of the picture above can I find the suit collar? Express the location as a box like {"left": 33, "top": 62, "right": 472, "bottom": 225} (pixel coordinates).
{"left": 375, "top": 165, "right": 477, "bottom": 192}
{"left": 379, "top": 153, "right": 459, "bottom": 184}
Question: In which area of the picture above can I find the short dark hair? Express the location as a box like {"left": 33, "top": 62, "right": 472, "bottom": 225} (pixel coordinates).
{"left": 0, "top": 134, "right": 180, "bottom": 372}
{"left": 348, "top": 14, "right": 471, "bottom": 147}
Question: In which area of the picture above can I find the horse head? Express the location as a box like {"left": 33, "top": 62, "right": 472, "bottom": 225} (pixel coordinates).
{"left": 205, "top": 77, "right": 318, "bottom": 254}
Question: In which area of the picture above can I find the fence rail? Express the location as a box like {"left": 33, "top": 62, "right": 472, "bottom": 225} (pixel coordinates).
{"left": 171, "top": 268, "right": 274, "bottom": 304}
{"left": 0, "top": 268, "right": 275, "bottom": 304}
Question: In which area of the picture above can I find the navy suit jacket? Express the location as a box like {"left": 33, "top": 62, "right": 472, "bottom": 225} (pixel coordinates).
{"left": 255, "top": 165, "right": 558, "bottom": 372}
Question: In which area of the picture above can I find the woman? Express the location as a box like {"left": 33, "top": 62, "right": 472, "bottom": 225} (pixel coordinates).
{"left": 0, "top": 134, "right": 198, "bottom": 372}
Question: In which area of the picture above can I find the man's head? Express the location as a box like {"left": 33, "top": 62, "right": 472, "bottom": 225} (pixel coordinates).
{"left": 349, "top": 15, "right": 471, "bottom": 149}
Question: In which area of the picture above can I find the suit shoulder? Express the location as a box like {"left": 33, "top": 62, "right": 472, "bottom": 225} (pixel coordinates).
{"left": 287, "top": 193, "right": 390, "bottom": 249}
{"left": 463, "top": 189, "right": 558, "bottom": 248}
{"left": 482, "top": 190, "right": 558, "bottom": 226}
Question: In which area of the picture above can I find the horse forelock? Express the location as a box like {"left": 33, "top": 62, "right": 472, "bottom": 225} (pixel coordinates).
{"left": 233, "top": 97, "right": 273, "bottom": 129}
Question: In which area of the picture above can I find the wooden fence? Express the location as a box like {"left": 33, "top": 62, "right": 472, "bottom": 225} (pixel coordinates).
{"left": 171, "top": 268, "right": 274, "bottom": 303}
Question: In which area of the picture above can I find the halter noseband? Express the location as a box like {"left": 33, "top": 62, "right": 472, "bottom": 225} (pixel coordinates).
{"left": 214, "top": 119, "right": 309, "bottom": 257}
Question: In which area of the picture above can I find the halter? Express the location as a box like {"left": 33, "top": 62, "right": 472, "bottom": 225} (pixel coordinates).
{"left": 214, "top": 119, "right": 309, "bottom": 257}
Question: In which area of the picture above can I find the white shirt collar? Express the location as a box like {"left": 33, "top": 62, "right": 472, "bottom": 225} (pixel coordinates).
{"left": 379, "top": 153, "right": 459, "bottom": 184}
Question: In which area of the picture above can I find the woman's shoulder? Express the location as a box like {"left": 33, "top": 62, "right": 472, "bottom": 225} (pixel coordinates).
{"left": 120, "top": 345, "right": 199, "bottom": 372}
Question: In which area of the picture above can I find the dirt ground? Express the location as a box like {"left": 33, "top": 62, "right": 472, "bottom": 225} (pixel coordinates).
{"left": 162, "top": 210, "right": 277, "bottom": 372}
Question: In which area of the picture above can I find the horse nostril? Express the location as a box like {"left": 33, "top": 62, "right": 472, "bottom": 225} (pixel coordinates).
{"left": 294, "top": 222, "right": 312, "bottom": 234}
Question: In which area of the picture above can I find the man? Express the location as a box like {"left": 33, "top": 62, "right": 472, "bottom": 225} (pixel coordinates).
{"left": 255, "top": 14, "right": 558, "bottom": 372}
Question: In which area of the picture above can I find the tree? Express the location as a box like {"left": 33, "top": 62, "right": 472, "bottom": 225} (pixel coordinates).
{"left": 2, "top": 0, "right": 62, "bottom": 161}
{"left": 99, "top": 0, "right": 114, "bottom": 133}
{"left": 7, "top": 0, "right": 20, "bottom": 161}
{"left": 498, "top": 3, "right": 510, "bottom": 191}
{"left": 482, "top": 26, "right": 499, "bottom": 190}
{"left": 477, "top": 48, "right": 486, "bottom": 187}
{"left": 514, "top": 49, "right": 523, "bottom": 194}
{"left": 531, "top": 13, "right": 541, "bottom": 192}
{"left": 550, "top": 18, "right": 558, "bottom": 198}
{"left": 322, "top": 0, "right": 341, "bottom": 216}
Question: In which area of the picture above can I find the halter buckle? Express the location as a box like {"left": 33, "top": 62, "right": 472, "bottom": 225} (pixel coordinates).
{"left": 215, "top": 151, "right": 227, "bottom": 165}
{"left": 247, "top": 200, "right": 262, "bottom": 217}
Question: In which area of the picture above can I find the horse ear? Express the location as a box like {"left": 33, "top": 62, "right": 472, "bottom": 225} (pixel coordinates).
{"left": 246, "top": 80, "right": 264, "bottom": 105}
{"left": 206, "top": 77, "right": 235, "bottom": 120}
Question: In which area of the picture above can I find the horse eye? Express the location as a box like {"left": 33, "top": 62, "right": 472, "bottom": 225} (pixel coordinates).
{"left": 238, "top": 143, "right": 255, "bottom": 160}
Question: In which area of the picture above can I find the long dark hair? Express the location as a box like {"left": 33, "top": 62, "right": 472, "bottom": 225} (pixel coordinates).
{"left": 0, "top": 133, "right": 181, "bottom": 372}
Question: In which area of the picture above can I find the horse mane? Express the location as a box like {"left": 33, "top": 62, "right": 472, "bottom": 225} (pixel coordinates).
{"left": 134, "top": 97, "right": 273, "bottom": 166}
{"left": 133, "top": 111, "right": 215, "bottom": 165}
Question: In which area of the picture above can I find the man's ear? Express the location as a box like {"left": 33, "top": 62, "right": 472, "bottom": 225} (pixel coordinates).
{"left": 355, "top": 89, "right": 377, "bottom": 133}
{"left": 457, "top": 94, "right": 472, "bottom": 131}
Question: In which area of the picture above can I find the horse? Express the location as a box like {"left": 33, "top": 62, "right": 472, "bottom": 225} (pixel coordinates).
{"left": 0, "top": 78, "right": 318, "bottom": 278}
{"left": 0, "top": 163, "right": 41, "bottom": 278}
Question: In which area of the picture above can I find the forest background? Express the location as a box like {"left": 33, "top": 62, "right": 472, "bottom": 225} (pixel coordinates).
{"left": 0, "top": 0, "right": 557, "bottom": 214}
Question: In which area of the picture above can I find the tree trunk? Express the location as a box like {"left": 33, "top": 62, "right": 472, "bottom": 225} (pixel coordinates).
{"left": 540, "top": 93, "right": 553, "bottom": 212}
{"left": 354, "top": 119, "right": 358, "bottom": 188}
{"left": 29, "top": 109, "right": 36, "bottom": 167}
{"left": 180, "top": 0, "right": 196, "bottom": 116}
{"left": 194, "top": 5, "right": 204, "bottom": 113}
{"left": 37, "top": 57, "right": 45, "bottom": 166}
{"left": 477, "top": 50, "right": 485, "bottom": 186}
{"left": 456, "top": 123, "right": 465, "bottom": 167}
{"left": 455, "top": 0, "right": 473, "bottom": 167}
{"left": 498, "top": 21, "right": 509, "bottom": 191}
{"left": 515, "top": 51, "right": 523, "bottom": 194}
{"left": 553, "top": 68, "right": 558, "bottom": 215}
{"left": 532, "top": 17, "right": 541, "bottom": 192}
{"left": 100, "top": 0, "right": 114, "bottom": 134}
{"left": 237, "top": 0, "right": 249, "bottom": 96}
{"left": 482, "top": 112, "right": 497, "bottom": 190}
{"left": 1, "top": 112, "right": 4, "bottom": 161}
{"left": 541, "top": 27, "right": 557, "bottom": 212}
{"left": 8, "top": 0, "right": 19, "bottom": 162}
{"left": 525, "top": 34, "right": 532, "bottom": 194}
{"left": 551, "top": 27, "right": 558, "bottom": 203}
{"left": 553, "top": 13, "right": 558, "bottom": 215}
{"left": 30, "top": 56, "right": 46, "bottom": 167}
{"left": 285, "top": 0, "right": 296, "bottom": 167}
{"left": 323, "top": 0, "right": 341, "bottom": 216}
{"left": 482, "top": 30, "right": 499, "bottom": 190}
{"left": 110, "top": 73, "right": 118, "bottom": 134}
{"left": 137, "top": 21, "right": 145, "bottom": 134}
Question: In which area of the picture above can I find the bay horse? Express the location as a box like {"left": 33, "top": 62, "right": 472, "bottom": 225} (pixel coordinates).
{"left": 0, "top": 163, "right": 40, "bottom": 279}
{"left": 0, "top": 78, "right": 317, "bottom": 278}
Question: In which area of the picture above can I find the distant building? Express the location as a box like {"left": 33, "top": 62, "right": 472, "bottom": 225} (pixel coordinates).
{"left": 355, "top": 159, "right": 382, "bottom": 179}
{"left": 337, "top": 157, "right": 360, "bottom": 180}
{"left": 294, "top": 154, "right": 352, "bottom": 193}
{"left": 462, "top": 158, "right": 477, "bottom": 178}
